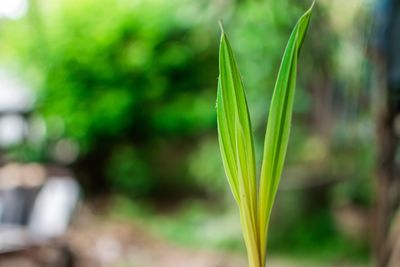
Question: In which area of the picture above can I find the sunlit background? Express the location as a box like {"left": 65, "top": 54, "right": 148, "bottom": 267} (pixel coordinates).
{"left": 0, "top": 0, "right": 384, "bottom": 266}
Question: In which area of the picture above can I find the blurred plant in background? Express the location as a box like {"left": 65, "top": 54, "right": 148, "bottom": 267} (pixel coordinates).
{"left": 0, "top": 0, "right": 377, "bottom": 264}
{"left": 0, "top": 0, "right": 221, "bottom": 197}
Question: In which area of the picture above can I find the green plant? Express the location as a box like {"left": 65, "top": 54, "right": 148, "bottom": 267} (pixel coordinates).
{"left": 216, "top": 2, "right": 314, "bottom": 267}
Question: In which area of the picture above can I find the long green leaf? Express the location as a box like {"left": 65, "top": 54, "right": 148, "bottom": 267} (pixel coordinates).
{"left": 216, "top": 23, "right": 260, "bottom": 267}
{"left": 258, "top": 3, "right": 314, "bottom": 265}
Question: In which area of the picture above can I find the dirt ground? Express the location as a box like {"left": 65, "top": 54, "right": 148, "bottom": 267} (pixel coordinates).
{"left": 0, "top": 206, "right": 370, "bottom": 267}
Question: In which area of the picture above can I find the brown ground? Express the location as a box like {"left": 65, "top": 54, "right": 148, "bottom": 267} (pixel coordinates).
{"left": 0, "top": 205, "right": 370, "bottom": 267}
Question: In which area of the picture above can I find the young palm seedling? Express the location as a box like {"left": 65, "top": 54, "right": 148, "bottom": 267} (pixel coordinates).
{"left": 216, "top": 2, "right": 314, "bottom": 267}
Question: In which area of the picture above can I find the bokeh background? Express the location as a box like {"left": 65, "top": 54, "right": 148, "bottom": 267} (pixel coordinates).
{"left": 0, "top": 0, "right": 379, "bottom": 266}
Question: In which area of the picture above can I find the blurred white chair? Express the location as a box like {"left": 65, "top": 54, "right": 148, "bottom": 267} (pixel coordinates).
{"left": 28, "top": 177, "right": 80, "bottom": 240}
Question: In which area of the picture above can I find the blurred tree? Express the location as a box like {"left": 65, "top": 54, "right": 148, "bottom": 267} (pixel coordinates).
{"left": 0, "top": 0, "right": 376, "bottom": 258}
{"left": 0, "top": 0, "right": 372, "bottom": 211}
{"left": 1, "top": 0, "right": 219, "bottom": 196}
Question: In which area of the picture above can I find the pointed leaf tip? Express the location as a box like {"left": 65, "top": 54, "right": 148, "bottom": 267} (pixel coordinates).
{"left": 304, "top": 0, "right": 315, "bottom": 17}
{"left": 218, "top": 20, "right": 224, "bottom": 35}
{"left": 311, "top": 0, "right": 316, "bottom": 10}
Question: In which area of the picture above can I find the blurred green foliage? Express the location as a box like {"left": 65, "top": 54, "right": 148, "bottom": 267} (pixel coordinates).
{"left": 1, "top": 0, "right": 221, "bottom": 195}
{"left": 0, "top": 0, "right": 335, "bottom": 195}
{"left": 33, "top": 0, "right": 217, "bottom": 147}
{"left": 0, "top": 0, "right": 373, "bottom": 261}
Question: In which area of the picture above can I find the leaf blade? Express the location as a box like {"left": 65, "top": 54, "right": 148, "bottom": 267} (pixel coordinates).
{"left": 216, "top": 23, "right": 259, "bottom": 266}
{"left": 258, "top": 3, "right": 314, "bottom": 264}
